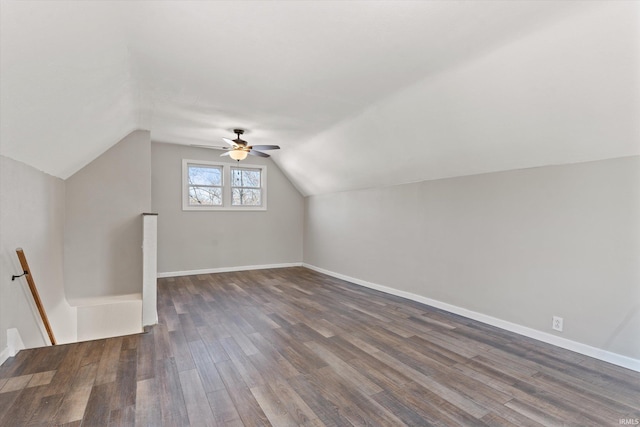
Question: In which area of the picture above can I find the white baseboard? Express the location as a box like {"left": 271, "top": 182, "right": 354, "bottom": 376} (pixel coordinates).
{"left": 0, "top": 346, "right": 11, "bottom": 366}
{"left": 2, "top": 328, "right": 26, "bottom": 364}
{"left": 303, "top": 263, "right": 640, "bottom": 373}
{"left": 158, "top": 262, "right": 303, "bottom": 279}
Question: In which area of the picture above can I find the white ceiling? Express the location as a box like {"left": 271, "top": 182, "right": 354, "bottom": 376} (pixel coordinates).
{"left": 1, "top": 1, "right": 638, "bottom": 195}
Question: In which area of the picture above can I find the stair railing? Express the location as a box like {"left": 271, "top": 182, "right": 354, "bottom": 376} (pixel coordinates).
{"left": 12, "top": 248, "right": 56, "bottom": 345}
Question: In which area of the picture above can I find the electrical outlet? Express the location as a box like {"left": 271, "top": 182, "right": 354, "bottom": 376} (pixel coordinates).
{"left": 552, "top": 316, "right": 563, "bottom": 332}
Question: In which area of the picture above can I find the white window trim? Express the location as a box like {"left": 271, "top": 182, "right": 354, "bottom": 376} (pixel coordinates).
{"left": 182, "top": 159, "right": 267, "bottom": 211}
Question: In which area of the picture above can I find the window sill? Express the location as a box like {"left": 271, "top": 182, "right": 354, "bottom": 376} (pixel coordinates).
{"left": 182, "top": 206, "right": 267, "bottom": 212}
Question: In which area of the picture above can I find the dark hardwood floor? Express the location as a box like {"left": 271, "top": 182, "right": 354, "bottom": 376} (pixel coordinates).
{"left": 1, "top": 267, "right": 638, "bottom": 426}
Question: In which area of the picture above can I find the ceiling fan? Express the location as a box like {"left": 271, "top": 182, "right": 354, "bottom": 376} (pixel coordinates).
{"left": 191, "top": 129, "right": 280, "bottom": 161}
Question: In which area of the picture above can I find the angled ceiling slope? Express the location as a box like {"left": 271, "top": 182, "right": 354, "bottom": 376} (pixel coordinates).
{"left": 1, "top": 1, "right": 638, "bottom": 195}
{"left": 0, "top": 1, "right": 138, "bottom": 179}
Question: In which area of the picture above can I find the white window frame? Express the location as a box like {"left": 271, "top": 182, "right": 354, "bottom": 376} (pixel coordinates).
{"left": 182, "top": 159, "right": 267, "bottom": 211}
{"left": 184, "top": 161, "right": 224, "bottom": 208}
{"left": 230, "top": 165, "right": 264, "bottom": 207}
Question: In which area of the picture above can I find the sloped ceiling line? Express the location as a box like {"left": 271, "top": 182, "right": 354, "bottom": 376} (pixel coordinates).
{"left": 1, "top": 1, "right": 637, "bottom": 195}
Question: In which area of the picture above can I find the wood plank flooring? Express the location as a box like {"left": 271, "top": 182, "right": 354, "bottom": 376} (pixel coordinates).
{"left": 1, "top": 267, "right": 639, "bottom": 426}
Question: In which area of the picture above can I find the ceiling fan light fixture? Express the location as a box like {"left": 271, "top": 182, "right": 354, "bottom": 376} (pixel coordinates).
{"left": 229, "top": 149, "right": 248, "bottom": 161}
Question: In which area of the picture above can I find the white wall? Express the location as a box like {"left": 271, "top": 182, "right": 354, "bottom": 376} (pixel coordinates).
{"left": 0, "top": 156, "right": 77, "bottom": 355}
{"left": 152, "top": 143, "right": 303, "bottom": 274}
{"left": 304, "top": 156, "right": 640, "bottom": 361}
{"left": 65, "top": 130, "right": 151, "bottom": 298}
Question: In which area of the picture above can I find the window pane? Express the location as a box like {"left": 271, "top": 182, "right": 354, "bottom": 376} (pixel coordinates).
{"left": 189, "top": 186, "right": 222, "bottom": 205}
{"left": 231, "top": 168, "right": 260, "bottom": 188}
{"left": 189, "top": 166, "right": 222, "bottom": 186}
{"left": 232, "top": 188, "right": 261, "bottom": 206}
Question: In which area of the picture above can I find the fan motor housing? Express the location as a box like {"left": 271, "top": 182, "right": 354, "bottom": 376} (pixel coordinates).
{"left": 233, "top": 129, "right": 246, "bottom": 145}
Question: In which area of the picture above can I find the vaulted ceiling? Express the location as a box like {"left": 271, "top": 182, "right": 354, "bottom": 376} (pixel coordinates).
{"left": 1, "top": 1, "right": 638, "bottom": 195}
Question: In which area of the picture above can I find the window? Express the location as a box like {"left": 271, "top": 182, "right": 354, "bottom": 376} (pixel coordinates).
{"left": 182, "top": 159, "right": 267, "bottom": 210}
{"left": 187, "top": 164, "right": 223, "bottom": 206}
{"left": 231, "top": 167, "right": 262, "bottom": 206}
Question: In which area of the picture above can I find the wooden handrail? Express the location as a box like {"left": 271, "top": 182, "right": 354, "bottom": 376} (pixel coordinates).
{"left": 15, "top": 248, "right": 56, "bottom": 345}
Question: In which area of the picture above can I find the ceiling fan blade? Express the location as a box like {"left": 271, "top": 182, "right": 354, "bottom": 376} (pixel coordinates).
{"left": 222, "top": 137, "right": 238, "bottom": 147}
{"left": 220, "top": 151, "right": 231, "bottom": 157}
{"left": 191, "top": 144, "right": 231, "bottom": 150}
{"left": 248, "top": 145, "right": 280, "bottom": 151}
{"left": 248, "top": 149, "right": 270, "bottom": 158}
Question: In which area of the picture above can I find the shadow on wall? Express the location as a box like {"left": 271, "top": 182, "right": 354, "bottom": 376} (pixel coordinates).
{"left": 107, "top": 216, "right": 144, "bottom": 297}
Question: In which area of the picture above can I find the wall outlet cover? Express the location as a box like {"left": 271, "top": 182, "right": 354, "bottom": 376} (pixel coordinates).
{"left": 552, "top": 316, "right": 564, "bottom": 332}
